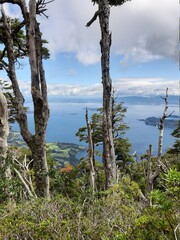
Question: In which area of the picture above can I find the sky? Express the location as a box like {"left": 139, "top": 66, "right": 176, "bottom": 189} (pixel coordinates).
{"left": 1, "top": 0, "right": 179, "bottom": 97}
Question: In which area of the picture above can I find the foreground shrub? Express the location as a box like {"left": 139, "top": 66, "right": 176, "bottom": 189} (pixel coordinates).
{"left": 0, "top": 172, "right": 179, "bottom": 240}
{"left": 0, "top": 178, "right": 142, "bottom": 240}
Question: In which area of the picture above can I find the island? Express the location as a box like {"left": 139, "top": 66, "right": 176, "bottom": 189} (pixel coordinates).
{"left": 139, "top": 115, "right": 179, "bottom": 128}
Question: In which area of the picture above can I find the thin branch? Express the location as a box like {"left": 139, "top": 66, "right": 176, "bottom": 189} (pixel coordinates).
{"left": 165, "top": 111, "right": 175, "bottom": 119}
{"left": 12, "top": 19, "right": 26, "bottom": 35}
{"left": 14, "top": 158, "right": 23, "bottom": 168}
{"left": 86, "top": 10, "right": 101, "bottom": 27}
{"left": 174, "top": 223, "right": 180, "bottom": 240}
{"left": 0, "top": 0, "right": 21, "bottom": 5}
{"left": 36, "top": 0, "right": 55, "bottom": 18}
{"left": 14, "top": 167, "right": 35, "bottom": 198}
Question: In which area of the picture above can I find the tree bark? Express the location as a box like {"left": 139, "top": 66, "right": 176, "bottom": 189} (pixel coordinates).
{"left": 0, "top": 91, "right": 10, "bottom": 183}
{"left": 86, "top": 0, "right": 117, "bottom": 188}
{"left": 28, "top": 0, "right": 50, "bottom": 198}
{"left": 0, "top": 92, "right": 9, "bottom": 160}
{"left": 145, "top": 144, "right": 153, "bottom": 205}
{"left": 98, "top": 0, "right": 116, "bottom": 188}
{"left": 0, "top": 91, "right": 12, "bottom": 199}
{"left": 158, "top": 88, "right": 169, "bottom": 158}
{"left": 146, "top": 89, "right": 170, "bottom": 203}
{"left": 86, "top": 108, "right": 96, "bottom": 193}
{"left": 0, "top": 1, "right": 50, "bottom": 198}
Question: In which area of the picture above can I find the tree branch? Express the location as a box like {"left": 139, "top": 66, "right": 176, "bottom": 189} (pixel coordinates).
{"left": 86, "top": 10, "right": 101, "bottom": 27}
{"left": 14, "top": 167, "right": 35, "bottom": 198}
{"left": 12, "top": 19, "right": 26, "bottom": 35}
{"left": 0, "top": 0, "right": 21, "bottom": 5}
{"left": 174, "top": 223, "right": 180, "bottom": 240}
{"left": 36, "top": 0, "right": 55, "bottom": 18}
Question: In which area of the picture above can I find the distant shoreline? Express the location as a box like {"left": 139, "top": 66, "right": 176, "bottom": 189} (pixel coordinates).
{"left": 8, "top": 131, "right": 86, "bottom": 167}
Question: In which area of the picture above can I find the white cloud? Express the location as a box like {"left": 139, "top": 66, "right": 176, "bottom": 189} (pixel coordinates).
{"left": 18, "top": 78, "right": 177, "bottom": 97}
{"left": 38, "top": 0, "right": 178, "bottom": 65}
{"left": 18, "top": 80, "right": 31, "bottom": 95}
{"left": 111, "top": 0, "right": 178, "bottom": 63}
{"left": 113, "top": 78, "right": 179, "bottom": 96}
{"left": 77, "top": 50, "right": 100, "bottom": 65}
{"left": 47, "top": 83, "right": 102, "bottom": 96}
{"left": 3, "top": 0, "right": 178, "bottom": 65}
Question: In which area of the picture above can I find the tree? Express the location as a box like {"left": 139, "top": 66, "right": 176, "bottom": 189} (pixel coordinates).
{"left": 168, "top": 120, "right": 180, "bottom": 160}
{"left": 76, "top": 97, "right": 132, "bottom": 186}
{"left": 76, "top": 110, "right": 103, "bottom": 163}
{"left": 0, "top": 91, "right": 10, "bottom": 181}
{"left": 0, "top": 79, "right": 17, "bottom": 125}
{"left": 157, "top": 88, "right": 173, "bottom": 157}
{"left": 85, "top": 108, "right": 96, "bottom": 192}
{"left": 0, "top": 91, "right": 13, "bottom": 201}
{"left": 0, "top": 0, "right": 52, "bottom": 198}
{"left": 146, "top": 89, "right": 173, "bottom": 201}
{"left": 87, "top": 0, "right": 131, "bottom": 188}
{"left": 0, "top": 91, "right": 9, "bottom": 160}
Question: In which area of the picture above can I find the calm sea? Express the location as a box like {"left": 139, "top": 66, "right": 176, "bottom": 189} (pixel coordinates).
{"left": 12, "top": 95, "right": 179, "bottom": 158}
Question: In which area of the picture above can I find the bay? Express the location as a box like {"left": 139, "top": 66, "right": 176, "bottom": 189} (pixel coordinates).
{"left": 12, "top": 95, "right": 179, "bottom": 159}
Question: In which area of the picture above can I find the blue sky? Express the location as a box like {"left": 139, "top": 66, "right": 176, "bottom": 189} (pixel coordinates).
{"left": 1, "top": 0, "right": 179, "bottom": 96}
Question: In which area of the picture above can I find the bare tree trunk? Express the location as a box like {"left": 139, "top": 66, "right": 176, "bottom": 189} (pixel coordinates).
{"left": 98, "top": 0, "right": 116, "bottom": 189}
{"left": 145, "top": 144, "right": 153, "bottom": 205}
{"left": 86, "top": 108, "right": 96, "bottom": 193}
{"left": 86, "top": 0, "right": 116, "bottom": 188}
{"left": 158, "top": 88, "right": 169, "bottom": 158}
{"left": 146, "top": 88, "right": 171, "bottom": 202}
{"left": 0, "top": 1, "right": 50, "bottom": 198}
{"left": 0, "top": 92, "right": 9, "bottom": 161}
{"left": 0, "top": 91, "right": 12, "bottom": 200}
{"left": 27, "top": 0, "right": 50, "bottom": 198}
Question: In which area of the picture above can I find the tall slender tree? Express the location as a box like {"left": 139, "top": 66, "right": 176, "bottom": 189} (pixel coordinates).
{"left": 76, "top": 96, "right": 131, "bottom": 187}
{"left": 0, "top": 0, "right": 53, "bottom": 198}
{"left": 85, "top": 108, "right": 96, "bottom": 192}
{"left": 87, "top": 0, "right": 130, "bottom": 188}
{"left": 0, "top": 91, "right": 9, "bottom": 162}
{"left": 146, "top": 89, "right": 173, "bottom": 200}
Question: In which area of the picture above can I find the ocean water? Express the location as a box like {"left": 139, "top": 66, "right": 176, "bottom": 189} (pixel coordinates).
{"left": 12, "top": 96, "right": 179, "bottom": 158}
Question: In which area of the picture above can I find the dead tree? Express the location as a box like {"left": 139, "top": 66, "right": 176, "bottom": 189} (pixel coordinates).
{"left": 0, "top": 0, "right": 51, "bottom": 198}
{"left": 146, "top": 88, "right": 172, "bottom": 201}
{"left": 87, "top": 0, "right": 116, "bottom": 188}
{"left": 145, "top": 144, "right": 153, "bottom": 205}
{"left": 86, "top": 108, "right": 96, "bottom": 193}
{"left": 158, "top": 88, "right": 172, "bottom": 157}
{"left": 14, "top": 155, "right": 37, "bottom": 199}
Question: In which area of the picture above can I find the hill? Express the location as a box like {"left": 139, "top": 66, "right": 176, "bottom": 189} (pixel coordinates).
{"left": 8, "top": 131, "right": 86, "bottom": 167}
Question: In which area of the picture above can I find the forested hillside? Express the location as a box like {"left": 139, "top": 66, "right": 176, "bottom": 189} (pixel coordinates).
{"left": 0, "top": 0, "right": 179, "bottom": 239}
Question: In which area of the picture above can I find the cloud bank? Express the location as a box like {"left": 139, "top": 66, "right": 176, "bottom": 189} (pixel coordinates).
{"left": 19, "top": 78, "right": 179, "bottom": 97}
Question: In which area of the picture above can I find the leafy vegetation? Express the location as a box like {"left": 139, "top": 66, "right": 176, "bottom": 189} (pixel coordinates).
{"left": 0, "top": 165, "right": 179, "bottom": 239}
{"left": 0, "top": 123, "right": 179, "bottom": 239}
{"left": 1, "top": 88, "right": 179, "bottom": 240}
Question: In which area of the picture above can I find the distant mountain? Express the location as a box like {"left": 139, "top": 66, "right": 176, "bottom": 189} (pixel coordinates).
{"left": 24, "top": 95, "right": 179, "bottom": 109}
{"left": 118, "top": 95, "right": 179, "bottom": 105}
